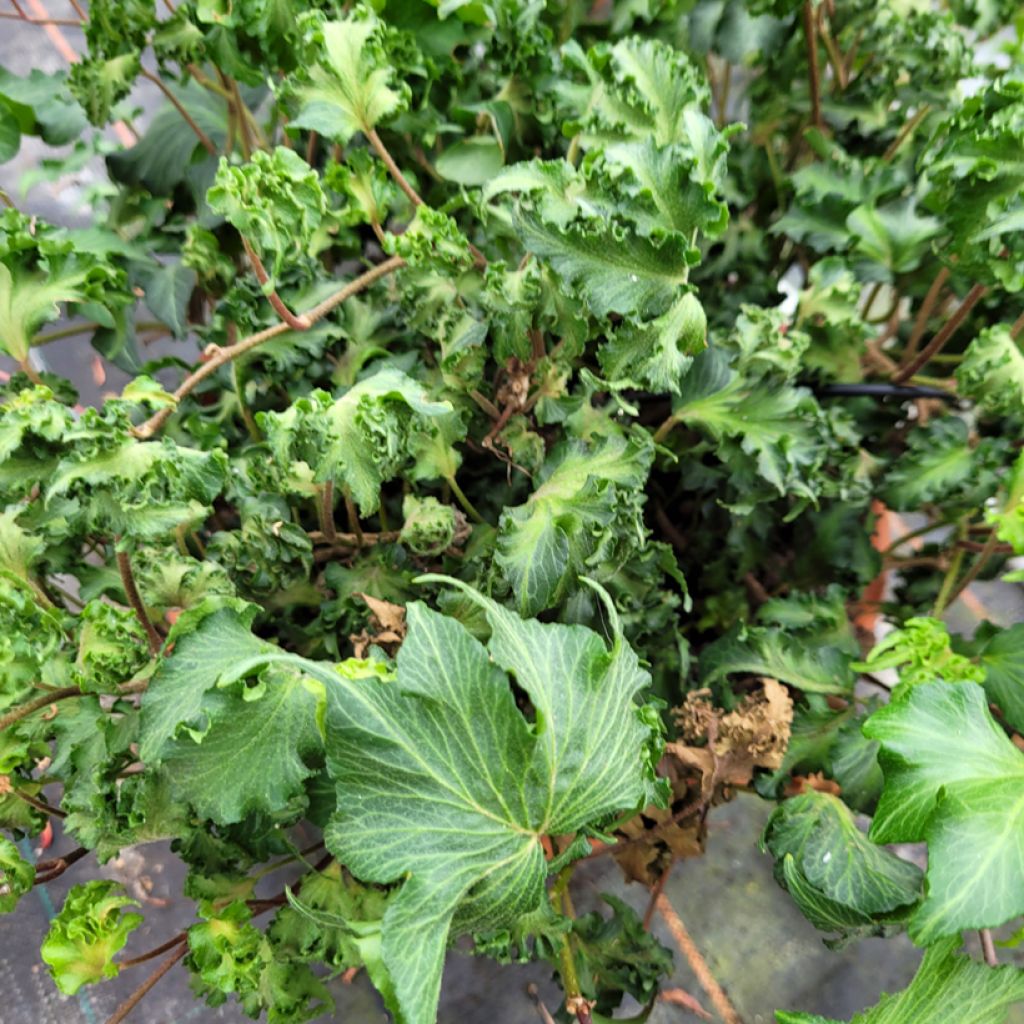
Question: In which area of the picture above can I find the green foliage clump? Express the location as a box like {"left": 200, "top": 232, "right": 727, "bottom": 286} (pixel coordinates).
{"left": 3, "top": 3, "right": 1024, "bottom": 1023}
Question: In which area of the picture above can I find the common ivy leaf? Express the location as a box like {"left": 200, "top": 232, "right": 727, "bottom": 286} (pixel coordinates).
{"left": 159, "top": 664, "right": 324, "bottom": 825}
{"left": 41, "top": 881, "right": 143, "bottom": 995}
{"left": 208, "top": 147, "right": 327, "bottom": 291}
{"left": 291, "top": 14, "right": 409, "bottom": 143}
{"left": 762, "top": 791, "right": 921, "bottom": 938}
{"left": 0, "top": 262, "right": 91, "bottom": 364}
{"left": 700, "top": 626, "right": 854, "bottom": 696}
{"left": 134, "top": 259, "right": 197, "bottom": 339}
{"left": 880, "top": 418, "right": 1004, "bottom": 513}
{"left": 776, "top": 935, "right": 1024, "bottom": 1024}
{"left": 74, "top": 600, "right": 149, "bottom": 694}
{"left": 975, "top": 623, "right": 1024, "bottom": 733}
{"left": 322, "top": 576, "right": 663, "bottom": 1024}
{"left": 846, "top": 198, "right": 941, "bottom": 277}
{"left": 139, "top": 598, "right": 266, "bottom": 762}
{"left": 864, "top": 681, "right": 1024, "bottom": 942}
{"left": 668, "top": 349, "right": 836, "bottom": 502}
{"left": 0, "top": 835, "right": 34, "bottom": 913}
{"left": 495, "top": 432, "right": 653, "bottom": 615}
{"left": 597, "top": 290, "right": 707, "bottom": 395}
{"left": 955, "top": 325, "right": 1024, "bottom": 416}
{"left": 259, "top": 369, "right": 456, "bottom": 515}
{"left": 514, "top": 210, "right": 696, "bottom": 319}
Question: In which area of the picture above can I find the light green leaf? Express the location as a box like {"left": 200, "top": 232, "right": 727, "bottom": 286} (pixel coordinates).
{"left": 160, "top": 666, "right": 324, "bottom": 824}
{"left": 322, "top": 577, "right": 661, "bottom": 1024}
{"left": 776, "top": 935, "right": 1024, "bottom": 1024}
{"left": 41, "top": 881, "right": 143, "bottom": 995}
{"left": 207, "top": 147, "right": 326, "bottom": 290}
{"left": 956, "top": 325, "right": 1024, "bottom": 416}
{"left": 515, "top": 211, "right": 695, "bottom": 319}
{"left": 0, "top": 835, "right": 34, "bottom": 913}
{"left": 0, "top": 262, "right": 89, "bottom": 363}
{"left": 435, "top": 136, "right": 504, "bottom": 186}
{"left": 291, "top": 15, "right": 408, "bottom": 143}
{"left": 864, "top": 681, "right": 1024, "bottom": 942}
{"left": 139, "top": 599, "right": 265, "bottom": 762}
{"left": 260, "top": 369, "right": 455, "bottom": 514}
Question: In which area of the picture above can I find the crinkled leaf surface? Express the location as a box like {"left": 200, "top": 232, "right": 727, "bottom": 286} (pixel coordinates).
{"left": 495, "top": 433, "right": 652, "bottom": 615}
{"left": 322, "top": 577, "right": 661, "bottom": 1024}
{"left": 701, "top": 626, "right": 855, "bottom": 696}
{"left": 291, "top": 15, "right": 408, "bottom": 143}
{"left": 777, "top": 936, "right": 1024, "bottom": 1024}
{"left": 864, "top": 681, "right": 1024, "bottom": 943}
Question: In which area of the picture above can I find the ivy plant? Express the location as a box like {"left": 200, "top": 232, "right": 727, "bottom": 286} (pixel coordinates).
{"left": 2, "top": 2, "right": 1024, "bottom": 1023}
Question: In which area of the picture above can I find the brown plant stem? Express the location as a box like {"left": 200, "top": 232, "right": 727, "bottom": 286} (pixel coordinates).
{"left": 241, "top": 237, "right": 312, "bottom": 330}
{"left": 120, "top": 934, "right": 188, "bottom": 969}
{"left": 319, "top": 480, "right": 338, "bottom": 543}
{"left": 13, "top": 790, "right": 66, "bottom": 819}
{"left": 133, "top": 256, "right": 406, "bottom": 439}
{"left": 366, "top": 126, "right": 424, "bottom": 208}
{"left": 0, "top": 687, "right": 82, "bottom": 733}
{"left": 905, "top": 266, "right": 951, "bottom": 360}
{"left": 643, "top": 858, "right": 675, "bottom": 931}
{"left": 105, "top": 943, "right": 188, "bottom": 1024}
{"left": 654, "top": 893, "right": 742, "bottom": 1024}
{"left": 343, "top": 490, "right": 364, "bottom": 548}
{"left": 893, "top": 283, "right": 987, "bottom": 384}
{"left": 117, "top": 549, "right": 163, "bottom": 654}
{"left": 138, "top": 68, "right": 217, "bottom": 156}
{"left": 365, "top": 126, "right": 487, "bottom": 268}
{"left": 882, "top": 104, "right": 931, "bottom": 162}
{"left": 0, "top": 11, "right": 83, "bottom": 25}
{"left": 803, "top": 1, "right": 823, "bottom": 130}
{"left": 980, "top": 928, "right": 999, "bottom": 967}
{"left": 35, "top": 846, "right": 90, "bottom": 885}
{"left": 1010, "top": 309, "right": 1024, "bottom": 340}
{"left": 942, "top": 530, "right": 1002, "bottom": 611}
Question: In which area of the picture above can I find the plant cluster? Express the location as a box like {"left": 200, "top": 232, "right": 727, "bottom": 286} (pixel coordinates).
{"left": 2, "top": 2, "right": 1024, "bottom": 1023}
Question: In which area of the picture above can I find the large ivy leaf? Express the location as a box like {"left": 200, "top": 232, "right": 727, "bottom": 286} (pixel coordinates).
{"left": 322, "top": 577, "right": 662, "bottom": 1024}
{"left": 291, "top": 14, "right": 409, "bottom": 143}
{"left": 762, "top": 791, "right": 921, "bottom": 939}
{"left": 777, "top": 936, "right": 1024, "bottom": 1024}
{"left": 864, "top": 681, "right": 1024, "bottom": 943}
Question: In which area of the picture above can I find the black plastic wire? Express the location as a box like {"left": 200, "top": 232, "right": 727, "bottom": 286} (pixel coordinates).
{"left": 811, "top": 382, "right": 958, "bottom": 402}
